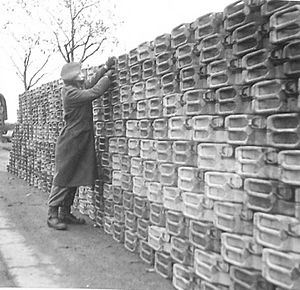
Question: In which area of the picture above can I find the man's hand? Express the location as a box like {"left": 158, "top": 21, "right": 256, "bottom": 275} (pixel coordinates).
{"left": 104, "top": 69, "right": 113, "bottom": 79}
{"left": 105, "top": 57, "right": 115, "bottom": 69}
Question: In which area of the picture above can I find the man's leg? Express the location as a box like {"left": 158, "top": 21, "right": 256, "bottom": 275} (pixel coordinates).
{"left": 64, "top": 187, "right": 77, "bottom": 208}
{"left": 48, "top": 185, "right": 72, "bottom": 207}
{"left": 59, "top": 187, "right": 86, "bottom": 224}
{"left": 47, "top": 185, "right": 70, "bottom": 230}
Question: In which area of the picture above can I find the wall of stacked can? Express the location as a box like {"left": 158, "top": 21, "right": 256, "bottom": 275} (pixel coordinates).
{"left": 7, "top": 0, "right": 300, "bottom": 289}
{"left": 8, "top": 80, "right": 64, "bottom": 190}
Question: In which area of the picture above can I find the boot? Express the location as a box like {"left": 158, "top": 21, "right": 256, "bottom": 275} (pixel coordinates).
{"left": 59, "top": 206, "right": 86, "bottom": 225}
{"left": 47, "top": 206, "right": 67, "bottom": 230}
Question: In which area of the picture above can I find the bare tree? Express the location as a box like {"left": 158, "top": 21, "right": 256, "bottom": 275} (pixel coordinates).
{"left": 8, "top": 36, "right": 51, "bottom": 91}
{"left": 46, "top": 0, "right": 120, "bottom": 63}
{"left": 0, "top": 0, "right": 121, "bottom": 91}
{"left": 1, "top": 0, "right": 52, "bottom": 91}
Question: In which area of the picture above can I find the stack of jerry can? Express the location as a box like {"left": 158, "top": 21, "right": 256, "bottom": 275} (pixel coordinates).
{"left": 111, "top": 1, "right": 300, "bottom": 288}
{"left": 7, "top": 0, "right": 300, "bottom": 289}
{"left": 92, "top": 61, "right": 127, "bottom": 237}
{"left": 8, "top": 80, "right": 64, "bottom": 193}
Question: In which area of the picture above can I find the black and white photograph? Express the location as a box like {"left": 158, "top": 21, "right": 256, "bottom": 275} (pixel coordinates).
{"left": 0, "top": 0, "right": 300, "bottom": 289}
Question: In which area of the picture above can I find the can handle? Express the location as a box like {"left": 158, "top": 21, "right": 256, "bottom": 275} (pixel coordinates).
{"left": 184, "top": 118, "right": 193, "bottom": 130}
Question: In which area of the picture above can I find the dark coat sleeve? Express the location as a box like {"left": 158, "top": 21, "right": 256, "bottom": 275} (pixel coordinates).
{"left": 65, "top": 75, "right": 111, "bottom": 106}
{"left": 85, "top": 66, "right": 107, "bottom": 89}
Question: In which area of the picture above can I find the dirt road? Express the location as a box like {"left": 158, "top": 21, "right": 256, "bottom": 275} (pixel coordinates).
{"left": 0, "top": 143, "right": 174, "bottom": 289}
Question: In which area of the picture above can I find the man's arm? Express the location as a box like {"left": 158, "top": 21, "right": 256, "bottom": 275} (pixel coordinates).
{"left": 85, "top": 66, "right": 107, "bottom": 89}
{"left": 65, "top": 75, "right": 111, "bottom": 105}
{"left": 85, "top": 57, "right": 115, "bottom": 89}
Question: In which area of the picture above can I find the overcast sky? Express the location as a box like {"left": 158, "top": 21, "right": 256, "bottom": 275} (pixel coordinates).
{"left": 1, "top": 0, "right": 234, "bottom": 122}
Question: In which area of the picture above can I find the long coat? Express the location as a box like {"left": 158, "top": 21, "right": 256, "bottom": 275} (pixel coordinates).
{"left": 53, "top": 68, "right": 110, "bottom": 187}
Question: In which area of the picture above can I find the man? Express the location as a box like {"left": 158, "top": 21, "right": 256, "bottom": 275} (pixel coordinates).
{"left": 47, "top": 58, "right": 114, "bottom": 230}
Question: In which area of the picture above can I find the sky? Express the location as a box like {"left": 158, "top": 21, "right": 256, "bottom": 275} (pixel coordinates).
{"left": 0, "top": 0, "right": 234, "bottom": 123}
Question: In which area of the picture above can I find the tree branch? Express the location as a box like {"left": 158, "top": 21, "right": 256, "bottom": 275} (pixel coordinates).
{"left": 24, "top": 49, "right": 32, "bottom": 68}
{"left": 79, "top": 34, "right": 92, "bottom": 61}
{"left": 64, "top": 44, "right": 69, "bottom": 62}
{"left": 27, "top": 54, "right": 50, "bottom": 89}
{"left": 73, "top": 1, "right": 97, "bottom": 20}
{"left": 69, "top": 0, "right": 75, "bottom": 61}
{"left": 8, "top": 55, "right": 23, "bottom": 81}
{"left": 81, "top": 37, "right": 106, "bottom": 63}
{"left": 54, "top": 32, "right": 69, "bottom": 62}
{"left": 28, "top": 72, "right": 46, "bottom": 89}
{"left": 44, "top": 9, "right": 70, "bottom": 43}
{"left": 23, "top": 48, "right": 32, "bottom": 90}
